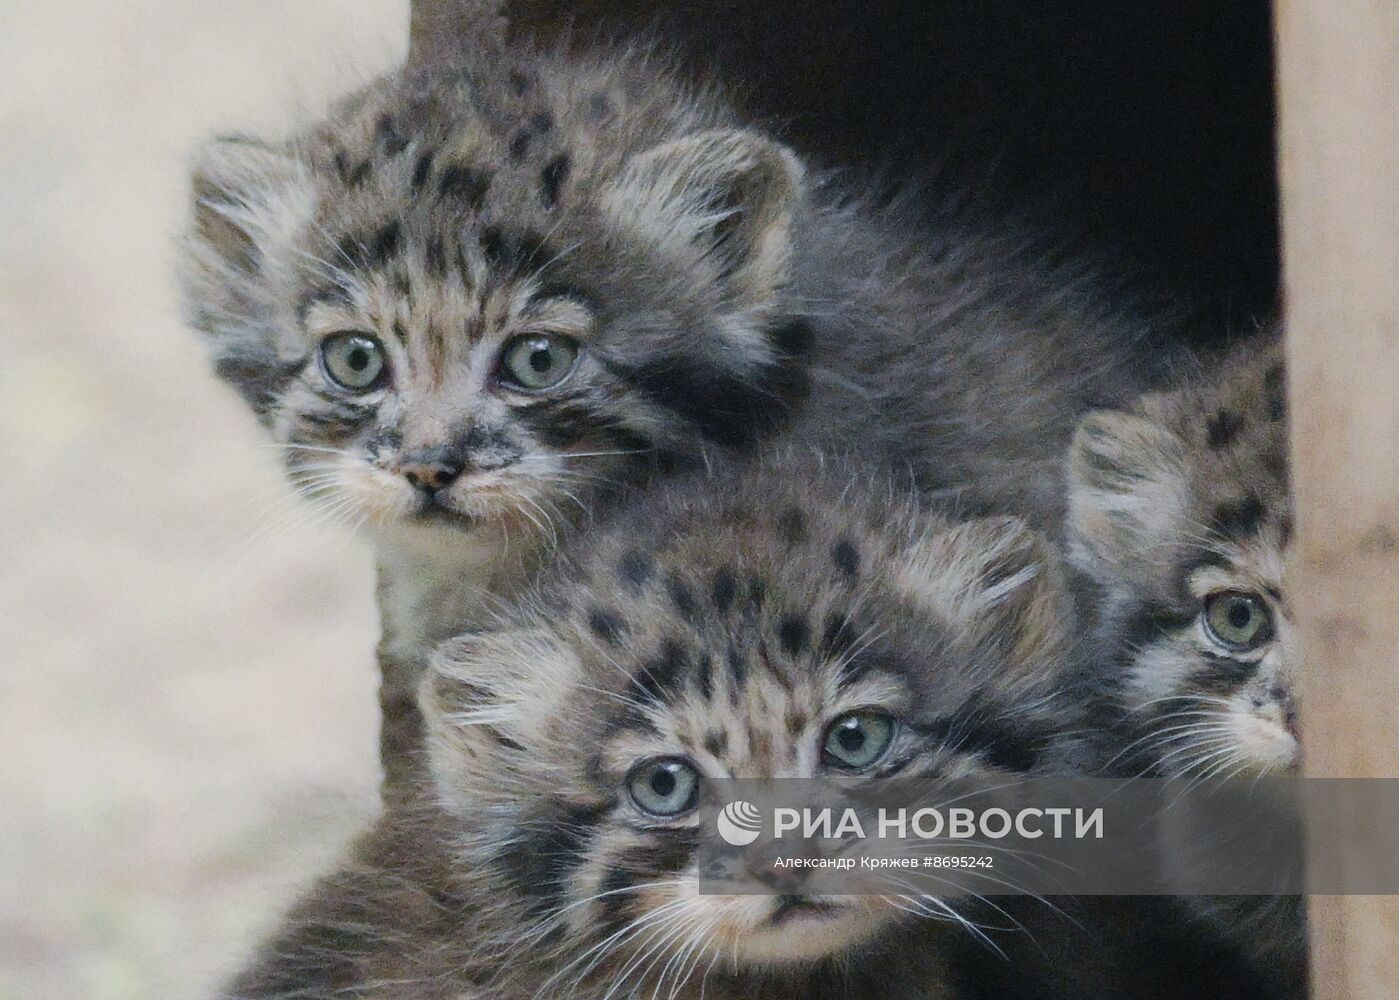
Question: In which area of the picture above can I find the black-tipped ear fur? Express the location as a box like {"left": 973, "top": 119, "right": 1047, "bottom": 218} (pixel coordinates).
{"left": 602, "top": 129, "right": 805, "bottom": 319}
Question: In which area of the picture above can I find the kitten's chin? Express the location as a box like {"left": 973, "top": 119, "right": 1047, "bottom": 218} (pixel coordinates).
{"left": 711, "top": 896, "right": 890, "bottom": 967}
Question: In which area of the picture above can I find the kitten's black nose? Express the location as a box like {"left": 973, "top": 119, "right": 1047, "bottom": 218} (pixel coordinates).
{"left": 400, "top": 451, "right": 464, "bottom": 493}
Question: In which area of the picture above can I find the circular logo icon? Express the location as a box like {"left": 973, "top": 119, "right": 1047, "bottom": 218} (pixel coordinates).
{"left": 717, "top": 800, "right": 763, "bottom": 846}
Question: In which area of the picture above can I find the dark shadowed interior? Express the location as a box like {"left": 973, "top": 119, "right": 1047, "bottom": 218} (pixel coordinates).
{"left": 511, "top": 0, "right": 1278, "bottom": 340}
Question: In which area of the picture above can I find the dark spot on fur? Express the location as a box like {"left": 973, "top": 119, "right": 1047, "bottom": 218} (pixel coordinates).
{"left": 777, "top": 614, "right": 809, "bottom": 658}
{"left": 530, "top": 111, "right": 554, "bottom": 133}
{"left": 347, "top": 160, "right": 372, "bottom": 187}
{"left": 375, "top": 115, "right": 408, "bottom": 156}
{"left": 711, "top": 567, "right": 737, "bottom": 613}
{"left": 508, "top": 70, "right": 532, "bottom": 95}
{"left": 695, "top": 652, "right": 714, "bottom": 700}
{"left": 588, "top": 608, "right": 628, "bottom": 647}
{"left": 1206, "top": 408, "right": 1246, "bottom": 449}
{"left": 747, "top": 576, "right": 767, "bottom": 612}
{"left": 355, "top": 221, "right": 400, "bottom": 269}
{"left": 704, "top": 730, "right": 728, "bottom": 756}
{"left": 509, "top": 130, "right": 533, "bottom": 161}
{"left": 726, "top": 643, "right": 748, "bottom": 689}
{"left": 513, "top": 231, "right": 548, "bottom": 267}
{"left": 667, "top": 575, "right": 698, "bottom": 623}
{"left": 392, "top": 319, "right": 408, "bottom": 344}
{"left": 1212, "top": 495, "right": 1266, "bottom": 539}
{"left": 438, "top": 165, "right": 491, "bottom": 210}
{"left": 772, "top": 318, "right": 815, "bottom": 357}
{"left": 423, "top": 235, "right": 448, "bottom": 277}
{"left": 832, "top": 538, "right": 861, "bottom": 579}
{"left": 836, "top": 647, "right": 878, "bottom": 689}
{"left": 478, "top": 227, "right": 552, "bottom": 273}
{"left": 411, "top": 151, "right": 435, "bottom": 190}
{"left": 540, "top": 154, "right": 571, "bottom": 208}
{"left": 619, "top": 550, "right": 653, "bottom": 591}
{"left": 479, "top": 226, "right": 508, "bottom": 267}
{"left": 587, "top": 91, "right": 613, "bottom": 120}
{"left": 822, "top": 613, "right": 857, "bottom": 656}
{"left": 778, "top": 508, "right": 807, "bottom": 545}
{"left": 785, "top": 709, "right": 808, "bottom": 736}
{"left": 630, "top": 639, "right": 689, "bottom": 704}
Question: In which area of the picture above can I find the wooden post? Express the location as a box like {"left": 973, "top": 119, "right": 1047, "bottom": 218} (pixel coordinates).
{"left": 1275, "top": 1, "right": 1399, "bottom": 997}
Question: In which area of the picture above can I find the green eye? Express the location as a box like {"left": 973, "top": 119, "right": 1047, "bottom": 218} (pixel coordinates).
{"left": 320, "top": 333, "right": 387, "bottom": 391}
{"left": 822, "top": 711, "right": 895, "bottom": 771}
{"left": 499, "top": 334, "right": 580, "bottom": 391}
{"left": 1203, "top": 591, "right": 1274, "bottom": 652}
{"left": 626, "top": 758, "right": 700, "bottom": 817}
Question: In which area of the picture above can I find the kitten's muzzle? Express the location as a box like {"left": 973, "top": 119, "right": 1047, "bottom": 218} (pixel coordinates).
{"left": 399, "top": 449, "right": 465, "bottom": 494}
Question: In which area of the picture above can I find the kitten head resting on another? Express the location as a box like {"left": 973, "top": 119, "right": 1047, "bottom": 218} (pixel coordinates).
{"left": 225, "top": 459, "right": 1082, "bottom": 1000}
{"left": 1067, "top": 335, "right": 1296, "bottom": 779}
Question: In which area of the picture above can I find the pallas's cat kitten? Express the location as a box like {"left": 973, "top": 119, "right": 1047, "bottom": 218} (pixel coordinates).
{"left": 1065, "top": 332, "right": 1304, "bottom": 994}
{"left": 223, "top": 458, "right": 1084, "bottom": 999}
{"left": 180, "top": 11, "right": 1161, "bottom": 789}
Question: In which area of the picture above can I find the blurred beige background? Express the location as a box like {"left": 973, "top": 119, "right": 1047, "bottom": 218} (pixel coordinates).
{"left": 0, "top": 3, "right": 412, "bottom": 997}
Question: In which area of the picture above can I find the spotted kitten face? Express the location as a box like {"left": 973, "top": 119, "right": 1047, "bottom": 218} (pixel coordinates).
{"left": 1068, "top": 340, "right": 1298, "bottom": 777}
{"left": 181, "top": 55, "right": 809, "bottom": 542}
{"left": 424, "top": 468, "right": 1075, "bottom": 980}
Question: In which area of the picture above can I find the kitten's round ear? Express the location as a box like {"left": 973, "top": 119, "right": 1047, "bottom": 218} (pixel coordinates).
{"left": 1066, "top": 407, "right": 1191, "bottom": 586}
{"left": 601, "top": 129, "right": 805, "bottom": 319}
{"left": 188, "top": 135, "right": 312, "bottom": 278}
{"left": 424, "top": 626, "right": 581, "bottom": 811}
{"left": 894, "top": 516, "right": 1074, "bottom": 690}
{"left": 181, "top": 135, "right": 316, "bottom": 419}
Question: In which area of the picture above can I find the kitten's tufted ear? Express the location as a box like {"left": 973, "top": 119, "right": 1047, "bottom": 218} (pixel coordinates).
{"left": 424, "top": 626, "right": 581, "bottom": 812}
{"left": 601, "top": 129, "right": 805, "bottom": 320}
{"left": 1066, "top": 408, "right": 1192, "bottom": 589}
{"left": 181, "top": 135, "right": 316, "bottom": 417}
{"left": 895, "top": 516, "right": 1074, "bottom": 685}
